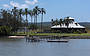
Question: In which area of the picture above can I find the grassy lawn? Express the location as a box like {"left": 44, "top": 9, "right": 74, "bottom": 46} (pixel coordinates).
{"left": 29, "top": 33, "right": 90, "bottom": 36}
{"left": 10, "top": 32, "right": 26, "bottom": 36}
{"left": 11, "top": 28, "right": 90, "bottom": 37}
{"left": 13, "top": 31, "right": 90, "bottom": 37}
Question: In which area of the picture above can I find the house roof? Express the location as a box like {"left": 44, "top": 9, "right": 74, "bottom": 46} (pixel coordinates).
{"left": 51, "top": 17, "right": 85, "bottom": 29}
{"left": 51, "top": 23, "right": 85, "bottom": 28}
{"left": 64, "top": 17, "right": 74, "bottom": 20}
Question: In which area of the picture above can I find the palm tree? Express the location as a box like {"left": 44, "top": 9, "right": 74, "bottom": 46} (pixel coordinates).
{"left": 64, "top": 17, "right": 71, "bottom": 32}
{"left": 40, "top": 8, "right": 46, "bottom": 31}
{"left": 51, "top": 19, "right": 54, "bottom": 26}
{"left": 24, "top": 8, "right": 28, "bottom": 27}
{"left": 55, "top": 18, "right": 59, "bottom": 26}
{"left": 28, "top": 10, "right": 33, "bottom": 24}
{"left": 1, "top": 9, "right": 8, "bottom": 25}
{"left": 59, "top": 19, "right": 63, "bottom": 27}
{"left": 12, "top": 7, "right": 18, "bottom": 19}
{"left": 18, "top": 9, "right": 23, "bottom": 23}
{"left": 33, "top": 6, "right": 41, "bottom": 27}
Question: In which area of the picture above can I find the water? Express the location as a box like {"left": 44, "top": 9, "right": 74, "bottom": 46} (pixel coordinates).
{"left": 0, "top": 38, "right": 90, "bottom": 56}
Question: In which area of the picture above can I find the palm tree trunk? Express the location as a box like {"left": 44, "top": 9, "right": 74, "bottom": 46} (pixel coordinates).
{"left": 25, "top": 14, "right": 28, "bottom": 35}
{"left": 34, "top": 15, "right": 36, "bottom": 30}
{"left": 6, "top": 14, "right": 8, "bottom": 25}
{"left": 31, "top": 16, "right": 32, "bottom": 24}
{"left": 20, "top": 14, "right": 21, "bottom": 22}
{"left": 34, "top": 16, "right": 35, "bottom": 25}
{"left": 36, "top": 15, "right": 37, "bottom": 27}
{"left": 41, "top": 13, "right": 43, "bottom": 32}
{"left": 20, "top": 14, "right": 22, "bottom": 26}
{"left": 26, "top": 15, "right": 28, "bottom": 27}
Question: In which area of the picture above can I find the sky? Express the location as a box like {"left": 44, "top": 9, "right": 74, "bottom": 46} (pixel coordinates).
{"left": 0, "top": 0, "right": 90, "bottom": 22}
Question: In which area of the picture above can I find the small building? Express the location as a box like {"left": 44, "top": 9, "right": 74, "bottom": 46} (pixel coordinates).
{"left": 51, "top": 17, "right": 86, "bottom": 33}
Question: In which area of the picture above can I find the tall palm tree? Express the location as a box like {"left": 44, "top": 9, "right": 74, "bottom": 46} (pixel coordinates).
{"left": 24, "top": 8, "right": 28, "bottom": 26}
{"left": 12, "top": 7, "right": 18, "bottom": 19}
{"left": 1, "top": 9, "right": 8, "bottom": 25}
{"left": 33, "top": 6, "right": 41, "bottom": 27}
{"left": 18, "top": 9, "right": 23, "bottom": 23}
{"left": 28, "top": 10, "right": 33, "bottom": 24}
{"left": 33, "top": 9, "right": 35, "bottom": 21}
{"left": 40, "top": 8, "right": 46, "bottom": 31}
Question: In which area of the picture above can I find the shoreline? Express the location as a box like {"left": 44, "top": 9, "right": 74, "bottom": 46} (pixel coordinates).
{"left": 0, "top": 35, "right": 90, "bottom": 39}
{"left": 0, "top": 36, "right": 25, "bottom": 39}
{"left": 36, "top": 35, "right": 90, "bottom": 39}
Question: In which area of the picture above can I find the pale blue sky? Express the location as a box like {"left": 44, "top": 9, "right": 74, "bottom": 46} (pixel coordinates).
{"left": 0, "top": 0, "right": 90, "bottom": 22}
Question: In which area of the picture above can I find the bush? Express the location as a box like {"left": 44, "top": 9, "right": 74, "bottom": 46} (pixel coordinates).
{"left": 28, "top": 24, "right": 39, "bottom": 30}
{"left": 73, "top": 30, "right": 81, "bottom": 34}
{"left": 0, "top": 26, "right": 12, "bottom": 35}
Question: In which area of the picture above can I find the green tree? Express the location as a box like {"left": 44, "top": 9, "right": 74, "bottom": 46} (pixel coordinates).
{"left": 33, "top": 6, "right": 41, "bottom": 27}
{"left": 51, "top": 19, "right": 54, "bottom": 26}
{"left": 64, "top": 17, "right": 71, "bottom": 28}
{"left": 59, "top": 19, "right": 63, "bottom": 27}
{"left": 40, "top": 8, "right": 46, "bottom": 31}
{"left": 55, "top": 18, "right": 59, "bottom": 26}
{"left": 18, "top": 9, "right": 23, "bottom": 23}
{"left": 63, "top": 17, "right": 71, "bottom": 32}
{"left": 28, "top": 10, "right": 33, "bottom": 24}
{"left": 24, "top": 8, "right": 28, "bottom": 27}
{"left": 12, "top": 7, "right": 18, "bottom": 19}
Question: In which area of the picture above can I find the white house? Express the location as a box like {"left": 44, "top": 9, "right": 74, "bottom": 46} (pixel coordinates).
{"left": 51, "top": 17, "right": 86, "bottom": 33}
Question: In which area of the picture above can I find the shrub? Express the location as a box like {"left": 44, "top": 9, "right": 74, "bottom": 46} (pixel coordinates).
{"left": 73, "top": 30, "right": 81, "bottom": 34}
{"left": 0, "top": 26, "right": 12, "bottom": 35}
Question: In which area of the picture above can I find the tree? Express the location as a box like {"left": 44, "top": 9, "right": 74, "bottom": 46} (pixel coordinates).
{"left": 51, "top": 19, "right": 54, "bottom": 26}
{"left": 59, "top": 19, "right": 63, "bottom": 27}
{"left": 28, "top": 10, "right": 33, "bottom": 24}
{"left": 40, "top": 8, "right": 46, "bottom": 31}
{"left": 18, "top": 9, "right": 23, "bottom": 23}
{"left": 55, "top": 18, "right": 59, "bottom": 26}
{"left": 24, "top": 8, "right": 28, "bottom": 27}
{"left": 12, "top": 7, "right": 18, "bottom": 19}
{"left": 63, "top": 17, "right": 71, "bottom": 32}
{"left": 65, "top": 17, "right": 71, "bottom": 28}
{"left": 33, "top": 6, "right": 41, "bottom": 27}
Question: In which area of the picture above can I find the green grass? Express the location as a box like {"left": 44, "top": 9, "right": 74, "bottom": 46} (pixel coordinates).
{"left": 11, "top": 31, "right": 90, "bottom": 37}
{"left": 29, "top": 33, "right": 90, "bottom": 36}
{"left": 10, "top": 32, "right": 26, "bottom": 36}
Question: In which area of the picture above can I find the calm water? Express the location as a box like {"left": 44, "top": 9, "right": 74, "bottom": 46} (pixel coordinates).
{"left": 0, "top": 38, "right": 90, "bottom": 56}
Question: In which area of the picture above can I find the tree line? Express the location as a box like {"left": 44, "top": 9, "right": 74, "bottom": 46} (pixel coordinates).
{"left": 0, "top": 6, "right": 46, "bottom": 35}
{"left": 51, "top": 17, "right": 73, "bottom": 28}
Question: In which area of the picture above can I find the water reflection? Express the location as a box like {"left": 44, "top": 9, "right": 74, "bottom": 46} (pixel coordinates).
{"left": 0, "top": 39, "right": 90, "bottom": 56}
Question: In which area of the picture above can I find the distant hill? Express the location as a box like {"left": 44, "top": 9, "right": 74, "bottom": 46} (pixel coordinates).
{"left": 79, "top": 22, "right": 90, "bottom": 28}
{"left": 37, "top": 22, "right": 51, "bottom": 26}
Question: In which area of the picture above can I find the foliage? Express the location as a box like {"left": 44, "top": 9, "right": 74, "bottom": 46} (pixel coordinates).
{"left": 28, "top": 24, "right": 39, "bottom": 30}
{"left": 73, "top": 30, "right": 81, "bottom": 34}
{"left": 0, "top": 26, "right": 12, "bottom": 35}
{"left": 0, "top": 6, "right": 46, "bottom": 35}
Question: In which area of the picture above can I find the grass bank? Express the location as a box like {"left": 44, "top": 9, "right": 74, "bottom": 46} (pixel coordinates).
{"left": 10, "top": 32, "right": 90, "bottom": 39}
{"left": 13, "top": 32, "right": 90, "bottom": 36}
{"left": 29, "top": 33, "right": 90, "bottom": 36}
